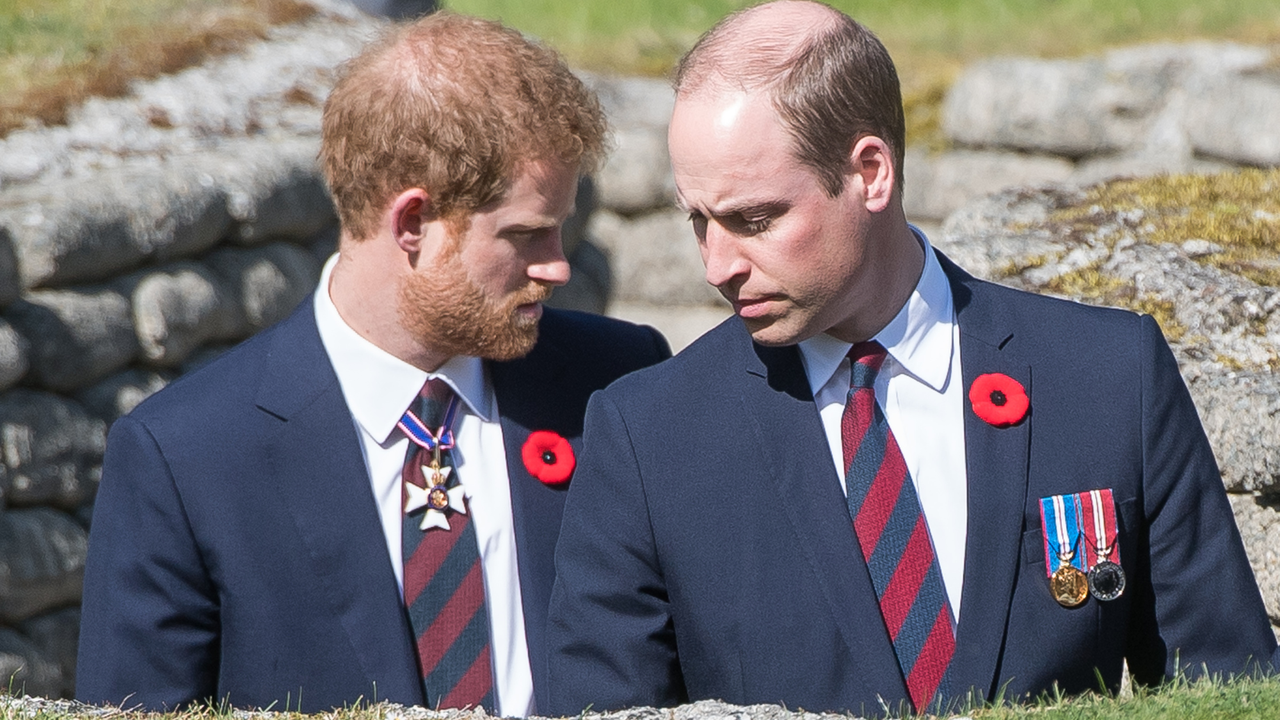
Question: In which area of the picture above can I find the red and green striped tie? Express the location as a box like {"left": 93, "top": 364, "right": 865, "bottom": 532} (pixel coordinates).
{"left": 401, "top": 379, "right": 494, "bottom": 711}
{"left": 841, "top": 341, "right": 954, "bottom": 713}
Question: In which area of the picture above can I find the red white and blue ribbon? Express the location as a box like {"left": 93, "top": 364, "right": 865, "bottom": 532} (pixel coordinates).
{"left": 1078, "top": 488, "right": 1120, "bottom": 566}
{"left": 397, "top": 395, "right": 460, "bottom": 452}
{"left": 1040, "top": 493, "right": 1086, "bottom": 578}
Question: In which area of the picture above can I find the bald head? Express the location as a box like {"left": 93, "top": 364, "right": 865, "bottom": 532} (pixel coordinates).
{"left": 674, "top": 0, "right": 905, "bottom": 196}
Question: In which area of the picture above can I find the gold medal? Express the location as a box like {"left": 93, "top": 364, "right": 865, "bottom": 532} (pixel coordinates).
{"left": 1050, "top": 565, "right": 1089, "bottom": 607}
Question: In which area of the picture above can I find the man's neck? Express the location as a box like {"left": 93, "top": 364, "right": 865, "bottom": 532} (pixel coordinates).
{"left": 327, "top": 245, "right": 453, "bottom": 373}
{"left": 826, "top": 219, "right": 925, "bottom": 344}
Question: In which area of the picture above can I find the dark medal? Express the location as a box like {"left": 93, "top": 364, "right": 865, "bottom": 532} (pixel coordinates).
{"left": 1088, "top": 559, "right": 1126, "bottom": 601}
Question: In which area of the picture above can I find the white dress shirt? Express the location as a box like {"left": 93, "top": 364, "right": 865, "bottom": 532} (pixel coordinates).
{"left": 313, "top": 254, "right": 535, "bottom": 717}
{"left": 797, "top": 229, "right": 969, "bottom": 620}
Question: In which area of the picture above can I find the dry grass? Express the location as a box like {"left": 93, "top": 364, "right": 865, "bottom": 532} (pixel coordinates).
{"left": 0, "top": 0, "right": 315, "bottom": 137}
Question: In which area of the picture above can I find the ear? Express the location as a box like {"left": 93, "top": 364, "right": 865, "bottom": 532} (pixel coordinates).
{"left": 849, "top": 136, "right": 896, "bottom": 214}
{"left": 388, "top": 188, "right": 432, "bottom": 254}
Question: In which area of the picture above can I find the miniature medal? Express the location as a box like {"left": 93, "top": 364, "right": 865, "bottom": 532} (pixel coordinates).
{"left": 1040, "top": 493, "right": 1090, "bottom": 607}
{"left": 1080, "top": 489, "right": 1125, "bottom": 601}
{"left": 1088, "top": 557, "right": 1126, "bottom": 601}
{"left": 1051, "top": 564, "right": 1089, "bottom": 607}
{"left": 425, "top": 452, "right": 452, "bottom": 511}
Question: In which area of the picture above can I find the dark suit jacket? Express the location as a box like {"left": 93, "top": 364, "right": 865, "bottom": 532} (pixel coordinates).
{"left": 546, "top": 254, "right": 1277, "bottom": 716}
{"left": 75, "top": 300, "right": 670, "bottom": 712}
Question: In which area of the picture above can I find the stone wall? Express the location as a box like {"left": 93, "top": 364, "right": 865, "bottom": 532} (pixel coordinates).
{"left": 905, "top": 42, "right": 1280, "bottom": 221}
{"left": 0, "top": 3, "right": 379, "bottom": 698}
{"left": 0, "top": 0, "right": 1277, "bottom": 700}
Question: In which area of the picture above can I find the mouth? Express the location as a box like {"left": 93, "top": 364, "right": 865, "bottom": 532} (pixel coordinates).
{"left": 731, "top": 295, "right": 780, "bottom": 319}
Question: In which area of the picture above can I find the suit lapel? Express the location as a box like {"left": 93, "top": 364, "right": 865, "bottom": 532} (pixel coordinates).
{"left": 255, "top": 302, "right": 424, "bottom": 705}
{"left": 489, "top": 334, "right": 571, "bottom": 713}
{"left": 939, "top": 255, "right": 1032, "bottom": 701}
{"left": 741, "top": 331, "right": 910, "bottom": 705}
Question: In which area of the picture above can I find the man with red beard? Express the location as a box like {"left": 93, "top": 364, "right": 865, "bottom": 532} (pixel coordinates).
{"left": 76, "top": 13, "right": 669, "bottom": 715}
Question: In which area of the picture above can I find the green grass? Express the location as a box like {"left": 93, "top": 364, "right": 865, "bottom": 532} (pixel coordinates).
{"left": 4, "top": 0, "right": 1279, "bottom": 142}
{"left": 971, "top": 674, "right": 1280, "bottom": 719}
{"left": 446, "top": 0, "right": 1280, "bottom": 146}
{"left": 4, "top": 675, "right": 1280, "bottom": 720}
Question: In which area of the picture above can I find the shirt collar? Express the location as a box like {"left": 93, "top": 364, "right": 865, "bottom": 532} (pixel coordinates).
{"left": 797, "top": 226, "right": 955, "bottom": 396}
{"left": 313, "top": 253, "right": 494, "bottom": 445}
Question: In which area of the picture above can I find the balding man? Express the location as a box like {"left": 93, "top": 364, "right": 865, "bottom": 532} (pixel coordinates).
{"left": 546, "top": 1, "right": 1276, "bottom": 715}
{"left": 76, "top": 13, "right": 669, "bottom": 714}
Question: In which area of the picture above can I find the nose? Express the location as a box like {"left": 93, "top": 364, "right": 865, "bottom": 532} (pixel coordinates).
{"left": 527, "top": 229, "right": 572, "bottom": 287}
{"left": 701, "top": 222, "right": 749, "bottom": 291}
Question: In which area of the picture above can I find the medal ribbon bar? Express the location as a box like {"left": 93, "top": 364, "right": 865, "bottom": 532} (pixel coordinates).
{"left": 1040, "top": 493, "right": 1086, "bottom": 578}
{"left": 1078, "top": 488, "right": 1120, "bottom": 567}
{"left": 398, "top": 395, "right": 461, "bottom": 452}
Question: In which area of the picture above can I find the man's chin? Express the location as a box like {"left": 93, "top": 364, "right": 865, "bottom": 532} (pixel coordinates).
{"left": 741, "top": 315, "right": 812, "bottom": 348}
{"left": 475, "top": 323, "right": 540, "bottom": 361}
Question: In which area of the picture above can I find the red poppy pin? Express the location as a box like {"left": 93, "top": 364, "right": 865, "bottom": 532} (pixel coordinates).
{"left": 969, "top": 373, "right": 1029, "bottom": 427}
{"left": 521, "top": 430, "right": 576, "bottom": 484}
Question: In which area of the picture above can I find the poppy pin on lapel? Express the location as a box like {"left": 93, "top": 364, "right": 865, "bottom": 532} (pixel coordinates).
{"left": 522, "top": 430, "right": 575, "bottom": 484}
{"left": 969, "top": 373, "right": 1029, "bottom": 427}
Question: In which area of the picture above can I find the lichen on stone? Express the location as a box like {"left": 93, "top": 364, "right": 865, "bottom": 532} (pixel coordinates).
{"left": 1050, "top": 168, "right": 1280, "bottom": 288}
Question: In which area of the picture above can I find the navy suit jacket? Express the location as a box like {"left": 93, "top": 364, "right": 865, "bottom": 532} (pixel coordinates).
{"left": 76, "top": 300, "right": 670, "bottom": 712}
{"left": 547, "top": 254, "right": 1277, "bottom": 716}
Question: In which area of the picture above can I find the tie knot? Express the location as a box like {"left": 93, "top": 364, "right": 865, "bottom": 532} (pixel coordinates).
{"left": 849, "top": 341, "right": 888, "bottom": 389}
{"left": 414, "top": 378, "right": 455, "bottom": 427}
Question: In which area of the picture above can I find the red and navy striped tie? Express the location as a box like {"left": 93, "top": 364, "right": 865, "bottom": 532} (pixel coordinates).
{"left": 401, "top": 379, "right": 494, "bottom": 711}
{"left": 841, "top": 342, "right": 954, "bottom": 713}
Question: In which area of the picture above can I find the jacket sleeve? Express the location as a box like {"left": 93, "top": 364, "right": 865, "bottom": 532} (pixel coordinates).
{"left": 546, "top": 391, "right": 686, "bottom": 714}
{"left": 76, "top": 415, "right": 220, "bottom": 710}
{"left": 1126, "top": 313, "right": 1277, "bottom": 682}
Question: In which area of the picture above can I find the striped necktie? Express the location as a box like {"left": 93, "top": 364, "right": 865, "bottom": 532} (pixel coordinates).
{"left": 400, "top": 379, "right": 494, "bottom": 711}
{"left": 841, "top": 341, "right": 954, "bottom": 713}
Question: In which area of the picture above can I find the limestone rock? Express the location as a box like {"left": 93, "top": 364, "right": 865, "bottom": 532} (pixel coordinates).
{"left": 0, "top": 164, "right": 231, "bottom": 289}
{"left": 0, "top": 508, "right": 88, "bottom": 624}
{"left": 1229, "top": 494, "right": 1280, "bottom": 626}
{"left": 903, "top": 148, "right": 1073, "bottom": 221}
{"left": 5, "top": 287, "right": 137, "bottom": 392}
{"left": 943, "top": 58, "right": 1141, "bottom": 158}
{"left": 203, "top": 136, "right": 338, "bottom": 245}
{"left": 0, "top": 319, "right": 29, "bottom": 392}
{"left": 19, "top": 607, "right": 80, "bottom": 699}
{"left": 584, "top": 75, "right": 675, "bottom": 133}
{"left": 76, "top": 369, "right": 172, "bottom": 423}
{"left": 588, "top": 209, "right": 725, "bottom": 308}
{"left": 0, "top": 628, "right": 62, "bottom": 699}
{"left": 595, "top": 126, "right": 676, "bottom": 215}
{"left": 1184, "top": 71, "right": 1280, "bottom": 167}
{"left": 0, "top": 390, "right": 106, "bottom": 510}
{"left": 941, "top": 43, "right": 1277, "bottom": 164}
{"left": 1191, "top": 372, "right": 1280, "bottom": 496}
{"left": 205, "top": 243, "right": 321, "bottom": 333}
{"left": 124, "top": 262, "right": 241, "bottom": 367}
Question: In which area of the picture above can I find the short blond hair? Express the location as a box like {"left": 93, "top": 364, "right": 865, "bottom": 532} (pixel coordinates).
{"left": 320, "top": 12, "right": 607, "bottom": 239}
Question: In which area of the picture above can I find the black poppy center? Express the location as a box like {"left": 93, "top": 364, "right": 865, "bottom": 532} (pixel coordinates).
{"left": 541, "top": 450, "right": 558, "bottom": 465}
{"left": 990, "top": 389, "right": 1008, "bottom": 406}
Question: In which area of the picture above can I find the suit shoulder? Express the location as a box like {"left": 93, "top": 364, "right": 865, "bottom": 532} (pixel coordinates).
{"left": 597, "top": 316, "right": 744, "bottom": 404}
{"left": 126, "top": 322, "right": 277, "bottom": 425}
{"left": 540, "top": 308, "right": 672, "bottom": 367}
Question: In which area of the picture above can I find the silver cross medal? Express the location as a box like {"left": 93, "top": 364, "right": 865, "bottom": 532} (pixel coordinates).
{"left": 404, "top": 444, "right": 467, "bottom": 531}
